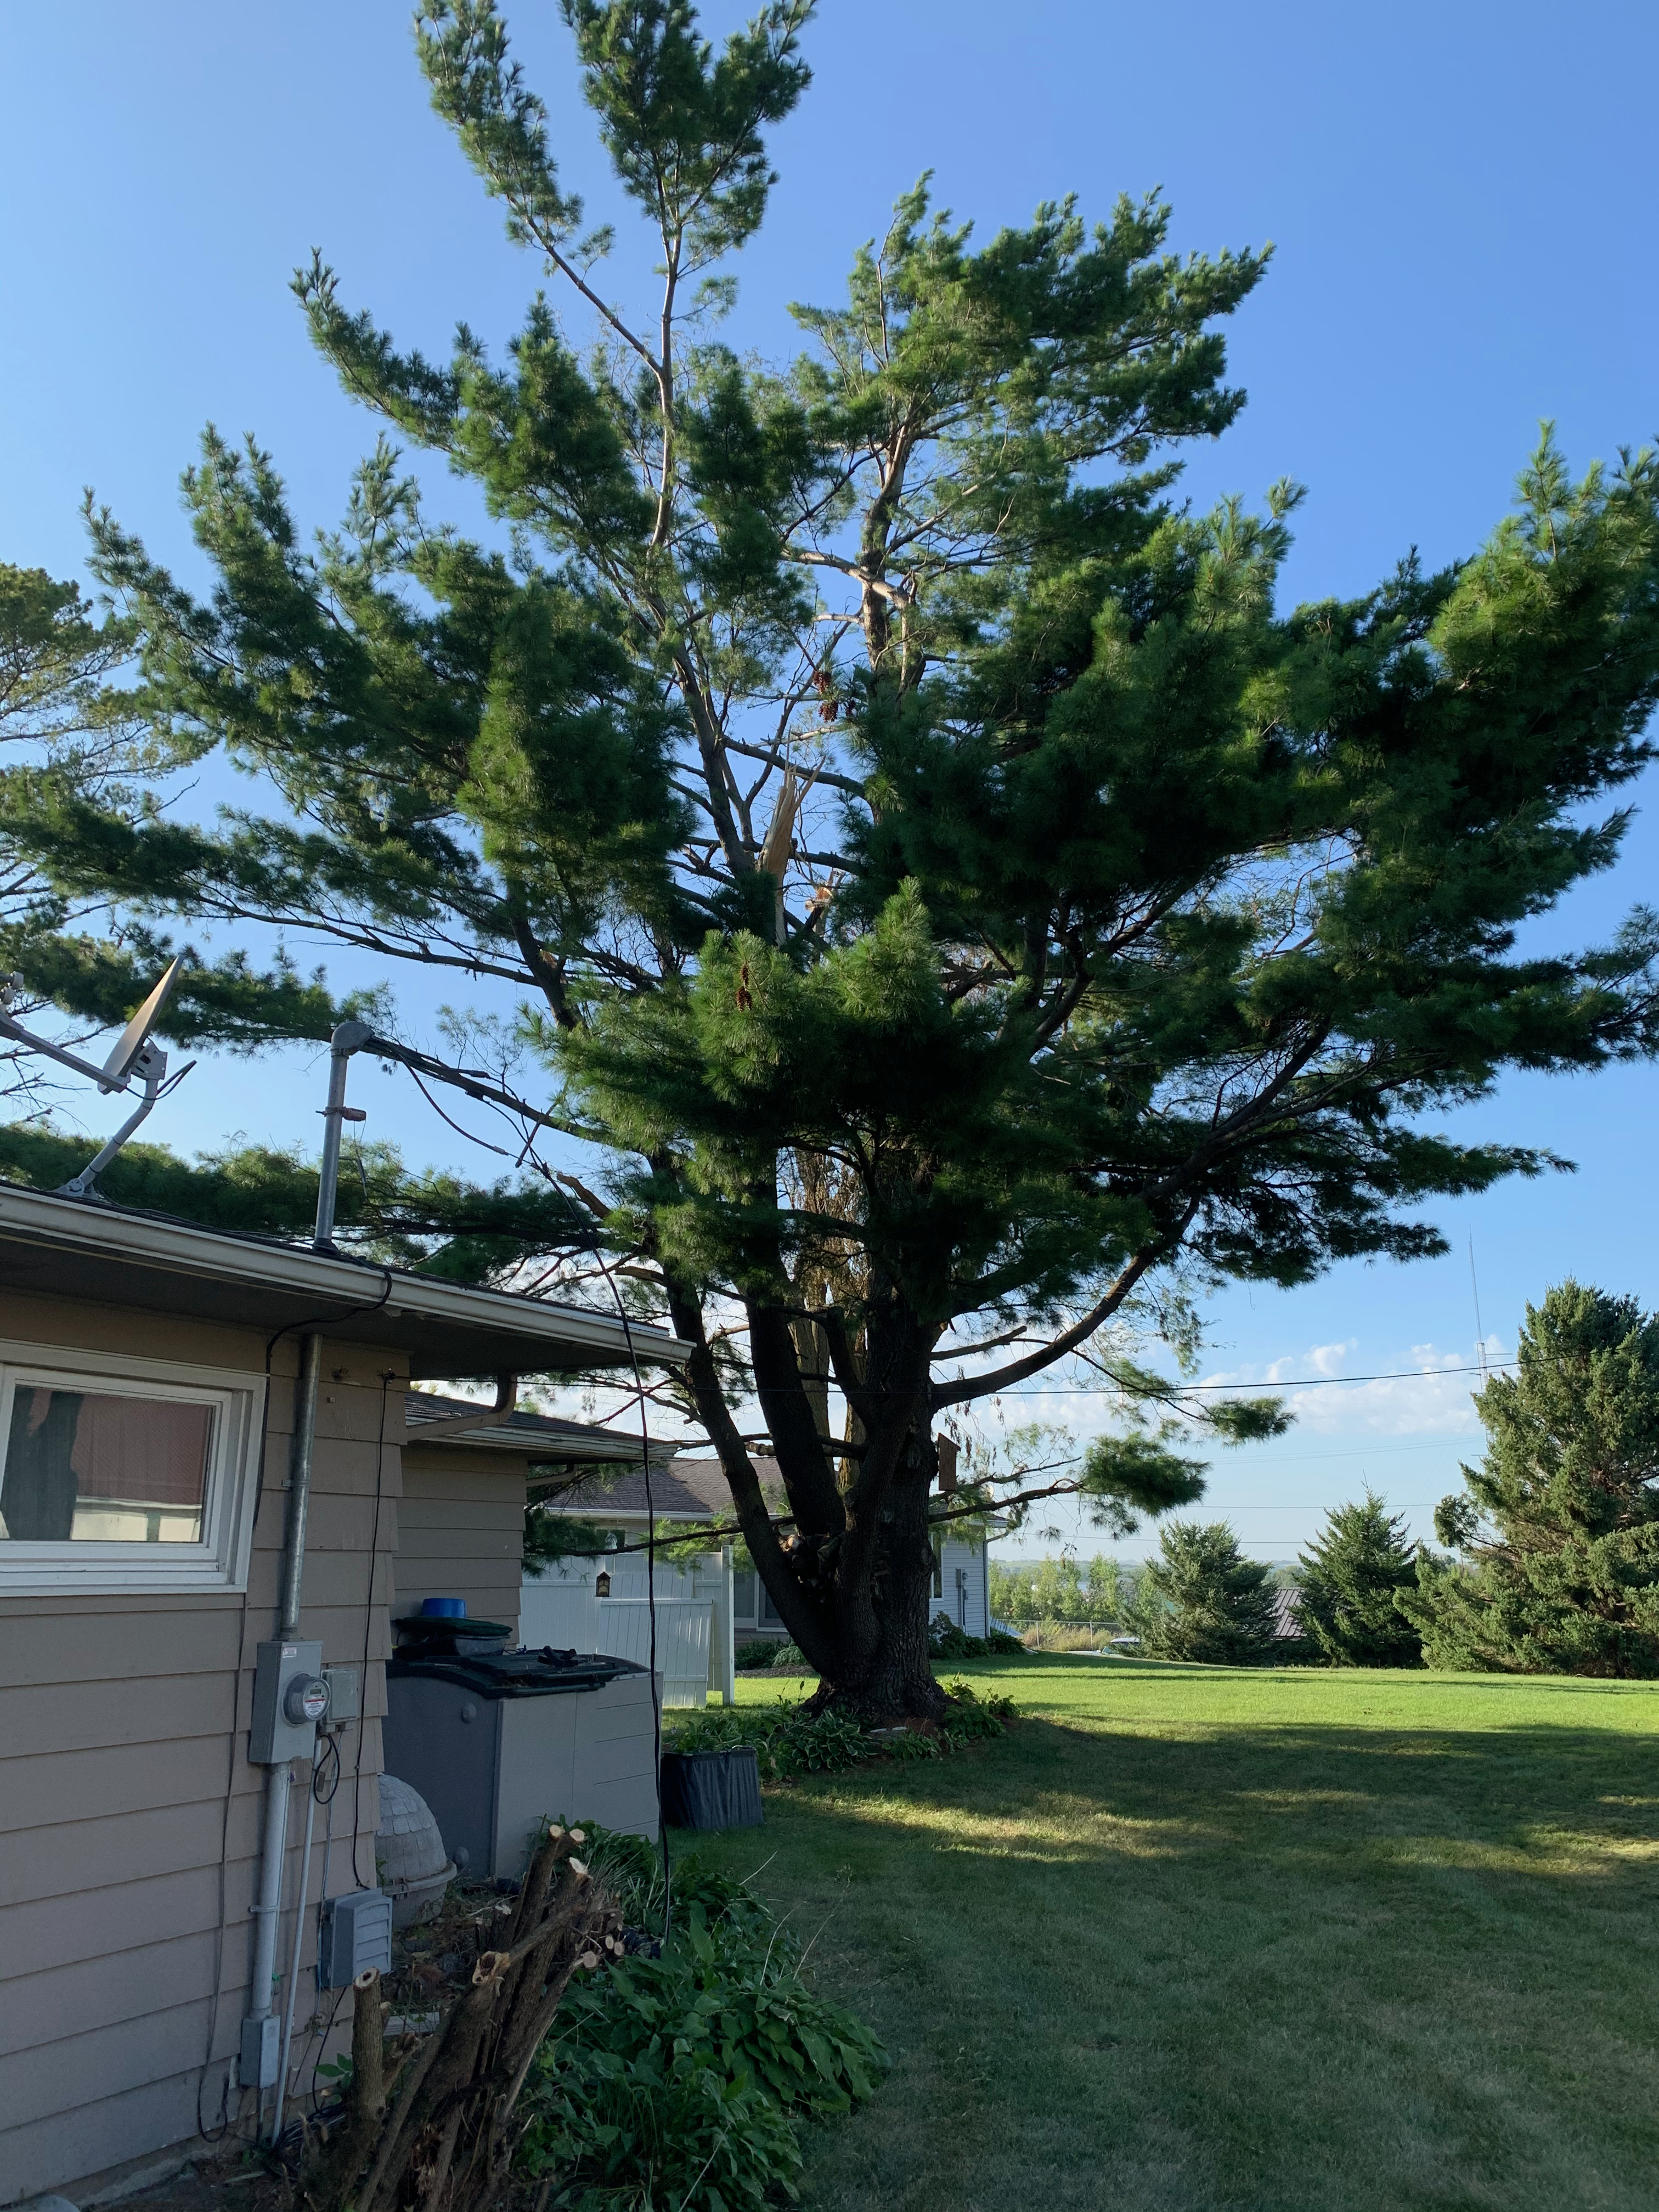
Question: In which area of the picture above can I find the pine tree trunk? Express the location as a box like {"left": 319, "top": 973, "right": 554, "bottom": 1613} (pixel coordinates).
{"left": 811, "top": 1439, "right": 945, "bottom": 1723}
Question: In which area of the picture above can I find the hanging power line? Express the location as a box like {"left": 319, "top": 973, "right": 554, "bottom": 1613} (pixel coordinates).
{"left": 981, "top": 1360, "right": 1515, "bottom": 1398}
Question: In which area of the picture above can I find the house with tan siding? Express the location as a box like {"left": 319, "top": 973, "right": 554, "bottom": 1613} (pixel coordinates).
{"left": 0, "top": 1182, "right": 686, "bottom": 2207}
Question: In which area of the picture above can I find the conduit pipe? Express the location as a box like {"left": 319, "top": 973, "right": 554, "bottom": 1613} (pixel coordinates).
{"left": 272, "top": 1736, "right": 323, "bottom": 2145}
{"left": 242, "top": 1328, "right": 324, "bottom": 2119}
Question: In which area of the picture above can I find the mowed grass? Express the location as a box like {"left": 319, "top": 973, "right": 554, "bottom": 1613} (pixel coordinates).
{"left": 686, "top": 1661, "right": 1659, "bottom": 2212}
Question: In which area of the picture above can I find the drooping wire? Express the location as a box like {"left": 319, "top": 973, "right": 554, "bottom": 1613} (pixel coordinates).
{"left": 590, "top": 1248, "right": 671, "bottom": 1943}
{"left": 353, "top": 1371, "right": 394, "bottom": 1890}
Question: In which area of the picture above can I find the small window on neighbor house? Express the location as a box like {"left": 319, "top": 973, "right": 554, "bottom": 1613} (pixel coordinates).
{"left": 0, "top": 1346, "right": 262, "bottom": 1594}
{"left": 732, "top": 1568, "right": 758, "bottom": 1622}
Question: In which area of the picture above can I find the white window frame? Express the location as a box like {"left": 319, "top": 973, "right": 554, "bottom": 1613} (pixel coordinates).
{"left": 0, "top": 1339, "right": 264, "bottom": 1595}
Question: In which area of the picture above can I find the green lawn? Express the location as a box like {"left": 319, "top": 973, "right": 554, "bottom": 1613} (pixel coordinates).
{"left": 687, "top": 1659, "right": 1659, "bottom": 2212}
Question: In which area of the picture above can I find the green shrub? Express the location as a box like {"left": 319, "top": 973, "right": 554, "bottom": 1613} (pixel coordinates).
{"left": 520, "top": 1901, "right": 884, "bottom": 2211}
{"left": 664, "top": 1684, "right": 1019, "bottom": 1785}
{"left": 666, "top": 1702, "right": 865, "bottom": 1781}
{"left": 734, "top": 1637, "right": 782, "bottom": 1670}
{"left": 581, "top": 1825, "right": 763, "bottom": 1940}
{"left": 940, "top": 1678, "right": 1015, "bottom": 1745}
{"left": 928, "top": 1616, "right": 1025, "bottom": 1658}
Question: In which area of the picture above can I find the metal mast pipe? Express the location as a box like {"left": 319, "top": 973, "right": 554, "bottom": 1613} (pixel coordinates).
{"left": 313, "top": 1018, "right": 372, "bottom": 1252}
{"left": 278, "top": 1333, "right": 323, "bottom": 1638}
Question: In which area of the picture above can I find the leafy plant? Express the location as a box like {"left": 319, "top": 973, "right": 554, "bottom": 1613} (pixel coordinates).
{"left": 927, "top": 1615, "right": 1025, "bottom": 1659}
{"left": 665, "top": 1683, "right": 1016, "bottom": 1781}
{"left": 580, "top": 1825, "right": 763, "bottom": 1943}
{"left": 521, "top": 1902, "right": 884, "bottom": 2211}
{"left": 734, "top": 1637, "right": 782, "bottom": 1670}
{"left": 667, "top": 1702, "right": 866, "bottom": 1781}
{"left": 939, "top": 1679, "right": 1015, "bottom": 1745}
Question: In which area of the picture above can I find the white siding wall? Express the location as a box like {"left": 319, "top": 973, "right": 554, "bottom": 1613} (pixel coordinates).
{"left": 931, "top": 1536, "right": 989, "bottom": 1637}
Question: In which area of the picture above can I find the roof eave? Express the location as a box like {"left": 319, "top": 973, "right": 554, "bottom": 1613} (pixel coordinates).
{"left": 0, "top": 1183, "right": 692, "bottom": 1380}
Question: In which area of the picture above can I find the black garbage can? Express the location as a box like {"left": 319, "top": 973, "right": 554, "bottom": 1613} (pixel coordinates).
{"left": 661, "top": 1744, "right": 764, "bottom": 1829}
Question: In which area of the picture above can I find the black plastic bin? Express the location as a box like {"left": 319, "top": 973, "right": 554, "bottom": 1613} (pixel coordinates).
{"left": 661, "top": 1745, "right": 764, "bottom": 1830}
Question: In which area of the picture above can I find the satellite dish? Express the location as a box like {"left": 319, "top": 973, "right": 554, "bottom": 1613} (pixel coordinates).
{"left": 103, "top": 958, "right": 182, "bottom": 1084}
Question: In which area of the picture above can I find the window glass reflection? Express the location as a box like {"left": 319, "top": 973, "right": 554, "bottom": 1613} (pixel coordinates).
{"left": 1, "top": 1387, "right": 213, "bottom": 1542}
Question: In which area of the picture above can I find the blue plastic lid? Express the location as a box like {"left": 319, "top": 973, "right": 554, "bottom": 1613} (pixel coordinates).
{"left": 420, "top": 1596, "right": 467, "bottom": 1618}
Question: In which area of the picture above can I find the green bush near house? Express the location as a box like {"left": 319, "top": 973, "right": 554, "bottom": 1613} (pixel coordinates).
{"left": 520, "top": 1839, "right": 884, "bottom": 2212}
{"left": 665, "top": 1681, "right": 1016, "bottom": 1781}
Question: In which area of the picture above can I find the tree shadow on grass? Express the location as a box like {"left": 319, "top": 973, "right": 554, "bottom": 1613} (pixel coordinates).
{"left": 855, "top": 1711, "right": 1659, "bottom": 1875}
{"left": 753, "top": 1714, "right": 1659, "bottom": 2211}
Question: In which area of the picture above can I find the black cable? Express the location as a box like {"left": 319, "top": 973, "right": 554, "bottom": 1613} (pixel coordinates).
{"left": 313, "top": 1729, "right": 342, "bottom": 1805}
{"left": 352, "top": 1371, "right": 395, "bottom": 1890}
{"left": 195, "top": 1275, "right": 393, "bottom": 2143}
{"left": 591, "top": 1251, "right": 671, "bottom": 1943}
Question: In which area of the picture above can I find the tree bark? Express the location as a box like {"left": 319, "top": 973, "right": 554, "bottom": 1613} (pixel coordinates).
{"left": 810, "top": 1431, "right": 945, "bottom": 1723}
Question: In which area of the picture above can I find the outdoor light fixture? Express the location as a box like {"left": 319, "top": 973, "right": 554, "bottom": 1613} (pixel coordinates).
{"left": 595, "top": 1568, "right": 612, "bottom": 1598}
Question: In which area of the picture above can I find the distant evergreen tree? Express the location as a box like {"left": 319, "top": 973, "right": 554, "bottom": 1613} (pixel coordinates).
{"left": 1295, "top": 1491, "right": 1423, "bottom": 1667}
{"left": 1402, "top": 1283, "right": 1659, "bottom": 1675}
{"left": 1126, "top": 1520, "right": 1279, "bottom": 1664}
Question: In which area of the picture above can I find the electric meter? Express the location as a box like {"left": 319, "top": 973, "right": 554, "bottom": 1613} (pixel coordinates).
{"left": 284, "top": 1673, "right": 331, "bottom": 1728}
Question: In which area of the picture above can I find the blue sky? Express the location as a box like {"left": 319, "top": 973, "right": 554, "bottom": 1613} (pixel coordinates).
{"left": 5, "top": 0, "right": 1657, "bottom": 1560}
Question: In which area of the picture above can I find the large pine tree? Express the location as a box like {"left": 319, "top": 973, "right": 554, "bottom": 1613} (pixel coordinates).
{"left": 1404, "top": 1284, "right": 1659, "bottom": 1677}
{"left": 7, "top": 1, "right": 1659, "bottom": 1714}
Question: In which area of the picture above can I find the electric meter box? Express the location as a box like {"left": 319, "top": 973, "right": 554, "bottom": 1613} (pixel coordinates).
{"left": 250, "top": 1638, "right": 326, "bottom": 1763}
{"left": 318, "top": 1888, "right": 393, "bottom": 1988}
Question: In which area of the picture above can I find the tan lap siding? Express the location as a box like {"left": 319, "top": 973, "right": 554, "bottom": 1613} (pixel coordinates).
{"left": 394, "top": 1452, "right": 527, "bottom": 1639}
{"left": 0, "top": 1298, "right": 402, "bottom": 2204}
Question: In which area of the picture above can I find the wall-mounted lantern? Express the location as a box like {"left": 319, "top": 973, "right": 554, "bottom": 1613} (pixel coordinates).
{"left": 595, "top": 1568, "right": 612, "bottom": 1599}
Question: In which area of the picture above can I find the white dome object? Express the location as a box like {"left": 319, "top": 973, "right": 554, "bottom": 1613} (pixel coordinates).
{"left": 376, "top": 1773, "right": 456, "bottom": 1928}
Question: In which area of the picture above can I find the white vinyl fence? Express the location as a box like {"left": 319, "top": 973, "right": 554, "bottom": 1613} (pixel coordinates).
{"left": 520, "top": 1556, "right": 733, "bottom": 1707}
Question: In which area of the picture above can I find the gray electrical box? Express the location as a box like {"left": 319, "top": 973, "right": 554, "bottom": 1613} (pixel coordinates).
{"left": 239, "top": 2011, "right": 280, "bottom": 2089}
{"left": 318, "top": 1889, "right": 393, "bottom": 1988}
{"left": 322, "top": 1663, "right": 362, "bottom": 1724}
{"left": 250, "top": 1638, "right": 326, "bottom": 1764}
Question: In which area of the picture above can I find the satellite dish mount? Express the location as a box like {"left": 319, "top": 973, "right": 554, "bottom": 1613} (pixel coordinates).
{"left": 0, "top": 960, "right": 193, "bottom": 1198}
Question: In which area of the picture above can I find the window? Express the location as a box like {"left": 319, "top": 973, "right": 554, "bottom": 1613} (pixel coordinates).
{"left": 0, "top": 1344, "right": 263, "bottom": 1594}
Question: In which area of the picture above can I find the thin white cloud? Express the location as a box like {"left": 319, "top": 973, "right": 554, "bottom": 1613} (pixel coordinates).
{"left": 1197, "top": 1337, "right": 1509, "bottom": 1439}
